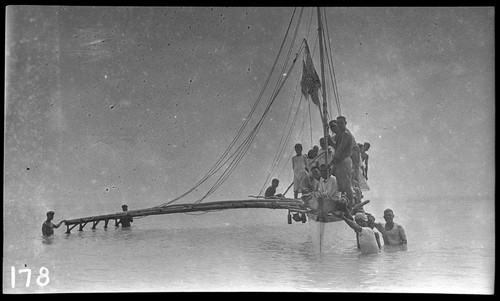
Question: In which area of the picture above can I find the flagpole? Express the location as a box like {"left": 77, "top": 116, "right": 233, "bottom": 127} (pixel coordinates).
{"left": 317, "top": 7, "right": 329, "bottom": 168}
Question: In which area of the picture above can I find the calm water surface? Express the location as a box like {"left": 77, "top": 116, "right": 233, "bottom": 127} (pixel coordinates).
{"left": 3, "top": 196, "right": 495, "bottom": 293}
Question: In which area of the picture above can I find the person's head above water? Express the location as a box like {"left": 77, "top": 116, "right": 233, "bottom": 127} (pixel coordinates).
{"left": 46, "top": 211, "right": 55, "bottom": 221}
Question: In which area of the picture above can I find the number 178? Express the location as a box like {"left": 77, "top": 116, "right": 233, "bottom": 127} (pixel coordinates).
{"left": 11, "top": 266, "right": 50, "bottom": 288}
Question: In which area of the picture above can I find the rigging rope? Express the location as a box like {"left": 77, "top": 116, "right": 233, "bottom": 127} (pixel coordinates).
{"left": 203, "top": 49, "right": 302, "bottom": 203}
{"left": 155, "top": 7, "right": 342, "bottom": 208}
{"left": 258, "top": 44, "right": 306, "bottom": 195}
{"left": 259, "top": 8, "right": 346, "bottom": 196}
{"left": 308, "top": 98, "right": 313, "bottom": 148}
{"left": 259, "top": 89, "right": 305, "bottom": 196}
{"left": 276, "top": 96, "right": 309, "bottom": 181}
{"left": 155, "top": 7, "right": 300, "bottom": 207}
{"left": 259, "top": 43, "right": 306, "bottom": 194}
{"left": 322, "top": 7, "right": 342, "bottom": 116}
{"left": 195, "top": 8, "right": 305, "bottom": 203}
{"left": 260, "top": 8, "right": 335, "bottom": 195}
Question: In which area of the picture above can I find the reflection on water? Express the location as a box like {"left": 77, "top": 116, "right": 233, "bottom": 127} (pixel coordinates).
{"left": 382, "top": 244, "right": 408, "bottom": 253}
{"left": 3, "top": 197, "right": 495, "bottom": 293}
{"left": 42, "top": 236, "right": 55, "bottom": 245}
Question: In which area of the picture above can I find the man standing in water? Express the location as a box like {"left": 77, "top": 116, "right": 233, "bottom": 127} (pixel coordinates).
{"left": 335, "top": 211, "right": 379, "bottom": 254}
{"left": 374, "top": 208, "right": 407, "bottom": 245}
{"left": 42, "top": 211, "right": 66, "bottom": 236}
{"left": 118, "top": 204, "right": 134, "bottom": 227}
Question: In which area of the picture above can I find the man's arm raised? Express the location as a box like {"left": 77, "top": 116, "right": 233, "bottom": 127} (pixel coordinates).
{"left": 334, "top": 211, "right": 362, "bottom": 233}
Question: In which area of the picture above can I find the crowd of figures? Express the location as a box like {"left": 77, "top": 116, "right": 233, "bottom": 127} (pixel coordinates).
{"left": 265, "top": 115, "right": 406, "bottom": 254}
{"left": 265, "top": 115, "right": 369, "bottom": 216}
{"left": 41, "top": 115, "right": 405, "bottom": 255}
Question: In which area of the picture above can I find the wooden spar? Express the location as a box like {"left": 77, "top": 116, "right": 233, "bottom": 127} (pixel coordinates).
{"left": 64, "top": 199, "right": 308, "bottom": 232}
{"left": 317, "top": 7, "right": 329, "bottom": 169}
{"left": 315, "top": 7, "right": 329, "bottom": 225}
{"left": 353, "top": 199, "right": 370, "bottom": 212}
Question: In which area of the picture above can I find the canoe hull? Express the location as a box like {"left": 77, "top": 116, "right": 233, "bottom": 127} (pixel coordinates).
{"left": 307, "top": 213, "right": 355, "bottom": 253}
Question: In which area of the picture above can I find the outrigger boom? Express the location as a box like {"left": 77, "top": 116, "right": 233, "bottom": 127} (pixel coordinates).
{"left": 64, "top": 198, "right": 307, "bottom": 234}
{"left": 64, "top": 198, "right": 370, "bottom": 234}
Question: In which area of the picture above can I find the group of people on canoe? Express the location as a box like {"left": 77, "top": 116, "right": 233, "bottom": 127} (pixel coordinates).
{"left": 265, "top": 115, "right": 407, "bottom": 254}
{"left": 265, "top": 115, "right": 370, "bottom": 218}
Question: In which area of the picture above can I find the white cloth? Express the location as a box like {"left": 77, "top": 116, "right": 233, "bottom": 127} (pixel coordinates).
{"left": 357, "top": 227, "right": 379, "bottom": 254}
{"left": 317, "top": 175, "right": 341, "bottom": 201}
{"left": 292, "top": 154, "right": 308, "bottom": 173}
{"left": 358, "top": 165, "right": 370, "bottom": 191}
{"left": 292, "top": 155, "right": 309, "bottom": 192}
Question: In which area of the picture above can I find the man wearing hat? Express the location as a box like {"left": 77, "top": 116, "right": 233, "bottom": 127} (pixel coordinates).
{"left": 42, "top": 211, "right": 66, "bottom": 236}
{"left": 118, "top": 204, "right": 133, "bottom": 227}
{"left": 335, "top": 211, "right": 379, "bottom": 254}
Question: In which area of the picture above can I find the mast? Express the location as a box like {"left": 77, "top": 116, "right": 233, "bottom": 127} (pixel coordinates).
{"left": 317, "top": 7, "right": 329, "bottom": 167}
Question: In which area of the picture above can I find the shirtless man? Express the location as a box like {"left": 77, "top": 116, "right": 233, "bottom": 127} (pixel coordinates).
{"left": 374, "top": 208, "right": 407, "bottom": 245}
{"left": 42, "top": 211, "right": 66, "bottom": 236}
{"left": 360, "top": 142, "right": 370, "bottom": 180}
{"left": 265, "top": 178, "right": 283, "bottom": 198}
{"left": 118, "top": 204, "right": 134, "bottom": 227}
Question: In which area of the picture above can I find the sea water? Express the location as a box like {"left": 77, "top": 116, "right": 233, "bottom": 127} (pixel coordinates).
{"left": 3, "top": 196, "right": 494, "bottom": 293}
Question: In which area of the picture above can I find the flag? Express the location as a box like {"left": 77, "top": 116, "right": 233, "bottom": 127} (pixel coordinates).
{"left": 301, "top": 40, "right": 321, "bottom": 106}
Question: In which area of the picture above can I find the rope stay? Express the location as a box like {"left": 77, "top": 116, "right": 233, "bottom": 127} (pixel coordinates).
{"left": 322, "top": 7, "right": 342, "bottom": 117}
{"left": 196, "top": 8, "right": 305, "bottom": 204}
{"left": 258, "top": 7, "right": 344, "bottom": 194}
{"left": 155, "top": 7, "right": 304, "bottom": 207}
{"left": 258, "top": 48, "right": 308, "bottom": 196}
{"left": 154, "top": 7, "right": 343, "bottom": 208}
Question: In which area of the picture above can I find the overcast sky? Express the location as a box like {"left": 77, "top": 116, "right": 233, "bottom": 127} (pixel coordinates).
{"left": 4, "top": 7, "right": 495, "bottom": 219}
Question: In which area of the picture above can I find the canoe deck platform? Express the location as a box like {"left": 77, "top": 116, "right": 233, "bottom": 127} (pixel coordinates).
{"left": 63, "top": 198, "right": 307, "bottom": 233}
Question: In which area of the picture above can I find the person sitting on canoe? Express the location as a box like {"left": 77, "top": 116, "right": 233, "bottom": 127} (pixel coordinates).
{"left": 118, "top": 204, "right": 133, "bottom": 227}
{"left": 42, "top": 211, "right": 66, "bottom": 236}
{"left": 264, "top": 178, "right": 283, "bottom": 198}
{"left": 300, "top": 165, "right": 319, "bottom": 213}
{"left": 314, "top": 164, "right": 353, "bottom": 221}
{"left": 373, "top": 208, "right": 407, "bottom": 245}
{"left": 335, "top": 211, "right": 380, "bottom": 254}
{"left": 301, "top": 165, "right": 321, "bottom": 195}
